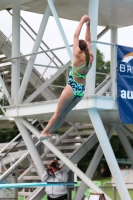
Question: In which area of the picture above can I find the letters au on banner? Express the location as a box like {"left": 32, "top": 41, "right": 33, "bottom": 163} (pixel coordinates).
{"left": 117, "top": 45, "right": 133, "bottom": 124}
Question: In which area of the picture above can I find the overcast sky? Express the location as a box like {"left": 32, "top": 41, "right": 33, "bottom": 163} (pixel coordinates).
{"left": 0, "top": 10, "right": 133, "bottom": 77}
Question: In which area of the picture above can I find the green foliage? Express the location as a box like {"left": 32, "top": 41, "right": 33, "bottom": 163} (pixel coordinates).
{"left": 96, "top": 48, "right": 110, "bottom": 86}
{"left": 52, "top": 73, "right": 66, "bottom": 96}
{"left": 78, "top": 135, "right": 131, "bottom": 178}
{"left": 0, "top": 125, "right": 19, "bottom": 143}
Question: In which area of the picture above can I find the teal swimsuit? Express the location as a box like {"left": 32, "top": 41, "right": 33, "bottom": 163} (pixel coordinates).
{"left": 68, "top": 61, "right": 91, "bottom": 98}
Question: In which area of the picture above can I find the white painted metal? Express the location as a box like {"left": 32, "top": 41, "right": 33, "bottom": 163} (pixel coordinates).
{"left": 0, "top": 150, "right": 29, "bottom": 182}
{"left": 2, "top": 45, "right": 73, "bottom": 63}
{"left": 19, "top": 118, "right": 111, "bottom": 200}
{"left": 116, "top": 127, "right": 133, "bottom": 166}
{"left": 0, "top": 75, "right": 12, "bottom": 105}
{"left": 0, "top": 133, "right": 21, "bottom": 154}
{"left": 15, "top": 118, "right": 45, "bottom": 178}
{"left": 110, "top": 28, "right": 117, "bottom": 97}
{"left": 74, "top": 125, "right": 115, "bottom": 200}
{"left": 20, "top": 63, "right": 56, "bottom": 100}
{"left": 8, "top": 10, "right": 63, "bottom": 67}
{"left": 47, "top": 0, "right": 73, "bottom": 61}
{"left": 95, "top": 78, "right": 111, "bottom": 95}
{"left": 0, "top": 0, "right": 133, "bottom": 28}
{"left": 23, "top": 61, "right": 71, "bottom": 103}
{"left": 38, "top": 57, "right": 55, "bottom": 80}
{"left": 18, "top": 3, "right": 52, "bottom": 104}
{"left": 85, "top": 0, "right": 99, "bottom": 96}
{"left": 0, "top": 140, "right": 41, "bottom": 182}
{"left": 27, "top": 186, "right": 45, "bottom": 200}
{"left": 0, "top": 30, "right": 56, "bottom": 100}
{"left": 5, "top": 96, "right": 118, "bottom": 122}
{"left": 0, "top": 2, "right": 132, "bottom": 200}
{"left": 11, "top": 6, "right": 20, "bottom": 105}
{"left": 88, "top": 109, "right": 131, "bottom": 200}
{"left": 97, "top": 27, "right": 110, "bottom": 40}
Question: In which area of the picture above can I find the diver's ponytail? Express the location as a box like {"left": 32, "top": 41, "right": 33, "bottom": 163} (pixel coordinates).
{"left": 79, "top": 40, "right": 90, "bottom": 65}
{"left": 84, "top": 47, "right": 90, "bottom": 65}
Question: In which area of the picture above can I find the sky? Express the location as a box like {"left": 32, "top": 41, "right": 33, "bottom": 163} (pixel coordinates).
{"left": 0, "top": 10, "right": 133, "bottom": 78}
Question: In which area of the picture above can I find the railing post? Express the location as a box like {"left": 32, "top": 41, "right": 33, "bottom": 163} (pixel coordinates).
{"left": 85, "top": 0, "right": 99, "bottom": 96}
{"left": 110, "top": 28, "right": 117, "bottom": 97}
{"left": 11, "top": 6, "right": 21, "bottom": 105}
{"left": 114, "top": 186, "right": 116, "bottom": 200}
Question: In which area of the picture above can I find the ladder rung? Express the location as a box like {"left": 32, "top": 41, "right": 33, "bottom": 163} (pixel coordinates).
{"left": 23, "top": 176, "right": 40, "bottom": 181}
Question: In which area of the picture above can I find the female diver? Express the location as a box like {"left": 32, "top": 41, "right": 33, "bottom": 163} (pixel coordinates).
{"left": 39, "top": 15, "right": 94, "bottom": 140}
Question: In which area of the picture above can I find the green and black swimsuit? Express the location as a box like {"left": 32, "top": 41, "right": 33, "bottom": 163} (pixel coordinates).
{"left": 68, "top": 61, "right": 91, "bottom": 98}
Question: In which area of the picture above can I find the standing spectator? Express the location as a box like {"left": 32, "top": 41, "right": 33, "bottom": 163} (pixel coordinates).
{"left": 41, "top": 159, "right": 68, "bottom": 200}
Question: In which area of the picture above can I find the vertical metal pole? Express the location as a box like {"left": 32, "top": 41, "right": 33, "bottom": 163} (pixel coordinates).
{"left": 110, "top": 28, "right": 117, "bottom": 97}
{"left": 11, "top": 6, "right": 20, "bottom": 105}
{"left": 15, "top": 118, "right": 45, "bottom": 178}
{"left": 18, "top": 3, "right": 52, "bottom": 103}
{"left": 114, "top": 186, "right": 116, "bottom": 200}
{"left": 119, "top": 125, "right": 133, "bottom": 140}
{"left": 47, "top": 0, "right": 73, "bottom": 61}
{"left": 116, "top": 127, "right": 133, "bottom": 165}
{"left": 85, "top": 0, "right": 99, "bottom": 96}
{"left": 88, "top": 109, "right": 131, "bottom": 200}
{"left": 74, "top": 125, "right": 115, "bottom": 200}
{"left": 20, "top": 118, "right": 111, "bottom": 200}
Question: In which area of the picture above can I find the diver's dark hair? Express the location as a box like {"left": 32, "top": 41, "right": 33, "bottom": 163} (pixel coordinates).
{"left": 79, "top": 39, "right": 90, "bottom": 65}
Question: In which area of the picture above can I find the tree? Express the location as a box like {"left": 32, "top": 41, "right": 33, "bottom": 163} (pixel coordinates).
{"left": 96, "top": 48, "right": 110, "bottom": 87}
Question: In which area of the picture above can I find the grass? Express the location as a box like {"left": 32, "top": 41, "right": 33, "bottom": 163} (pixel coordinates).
{"left": 19, "top": 177, "right": 133, "bottom": 200}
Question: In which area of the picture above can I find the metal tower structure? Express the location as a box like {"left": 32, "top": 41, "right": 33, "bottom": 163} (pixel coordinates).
{"left": 0, "top": 0, "right": 133, "bottom": 200}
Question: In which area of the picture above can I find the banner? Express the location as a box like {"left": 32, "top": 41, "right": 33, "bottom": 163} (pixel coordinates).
{"left": 117, "top": 45, "right": 133, "bottom": 124}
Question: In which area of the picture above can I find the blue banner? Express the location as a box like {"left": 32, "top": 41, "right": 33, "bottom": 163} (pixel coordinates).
{"left": 117, "top": 45, "right": 133, "bottom": 124}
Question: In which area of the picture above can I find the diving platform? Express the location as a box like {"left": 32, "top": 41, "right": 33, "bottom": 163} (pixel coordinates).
{"left": 0, "top": 0, "right": 133, "bottom": 28}
{"left": 5, "top": 95, "right": 120, "bottom": 124}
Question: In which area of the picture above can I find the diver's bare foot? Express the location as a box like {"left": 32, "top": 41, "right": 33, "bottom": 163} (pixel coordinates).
{"left": 38, "top": 132, "right": 52, "bottom": 141}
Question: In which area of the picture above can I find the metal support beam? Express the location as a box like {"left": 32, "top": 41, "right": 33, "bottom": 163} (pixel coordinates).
{"left": 15, "top": 118, "right": 45, "bottom": 178}
{"left": 20, "top": 118, "right": 111, "bottom": 200}
{"left": 23, "top": 61, "right": 71, "bottom": 103}
{"left": 0, "top": 133, "right": 21, "bottom": 154}
{"left": 88, "top": 109, "right": 131, "bottom": 200}
{"left": 47, "top": 0, "right": 73, "bottom": 61}
{"left": 74, "top": 125, "right": 115, "bottom": 200}
{"left": 110, "top": 28, "right": 117, "bottom": 97}
{"left": 85, "top": 0, "right": 99, "bottom": 96}
{"left": 119, "top": 125, "right": 133, "bottom": 140}
{"left": 116, "top": 126, "right": 133, "bottom": 166}
{"left": 95, "top": 78, "right": 111, "bottom": 95}
{"left": 0, "top": 75, "right": 12, "bottom": 105}
{"left": 97, "top": 27, "right": 110, "bottom": 40}
{"left": 11, "top": 6, "right": 20, "bottom": 104}
{"left": 18, "top": 3, "right": 52, "bottom": 103}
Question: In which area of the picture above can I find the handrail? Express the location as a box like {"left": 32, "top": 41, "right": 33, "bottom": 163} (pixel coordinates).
{"left": 95, "top": 76, "right": 111, "bottom": 94}
{"left": 7, "top": 10, "right": 64, "bottom": 67}
{"left": 0, "top": 137, "right": 23, "bottom": 161}
{"left": 2, "top": 45, "right": 73, "bottom": 63}
{"left": 0, "top": 133, "right": 21, "bottom": 154}
{"left": 92, "top": 40, "right": 116, "bottom": 46}
{"left": 0, "top": 140, "right": 41, "bottom": 182}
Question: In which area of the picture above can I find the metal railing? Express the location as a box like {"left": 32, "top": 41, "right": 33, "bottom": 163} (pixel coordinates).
{"left": 67, "top": 183, "right": 133, "bottom": 200}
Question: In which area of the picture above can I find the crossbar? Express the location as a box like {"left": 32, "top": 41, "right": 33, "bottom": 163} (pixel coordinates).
{"left": 0, "top": 182, "right": 77, "bottom": 189}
